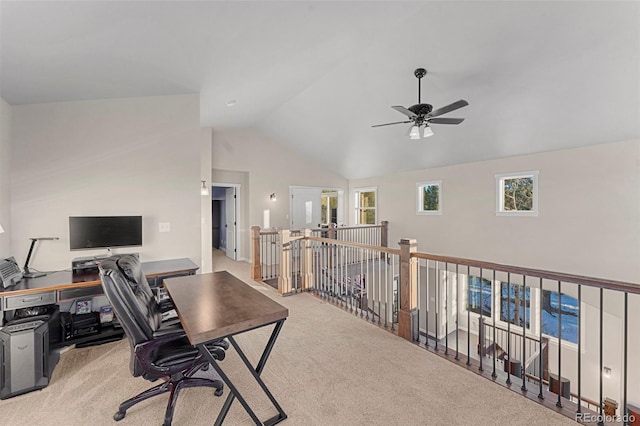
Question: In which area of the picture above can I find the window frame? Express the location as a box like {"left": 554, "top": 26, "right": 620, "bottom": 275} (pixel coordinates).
{"left": 416, "top": 180, "right": 442, "bottom": 215}
{"left": 467, "top": 275, "right": 492, "bottom": 318}
{"left": 495, "top": 171, "right": 539, "bottom": 216}
{"left": 353, "top": 186, "right": 377, "bottom": 225}
{"left": 499, "top": 281, "right": 532, "bottom": 331}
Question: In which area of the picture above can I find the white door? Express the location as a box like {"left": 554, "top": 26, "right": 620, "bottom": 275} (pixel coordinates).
{"left": 291, "top": 187, "right": 322, "bottom": 229}
{"left": 225, "top": 187, "right": 237, "bottom": 260}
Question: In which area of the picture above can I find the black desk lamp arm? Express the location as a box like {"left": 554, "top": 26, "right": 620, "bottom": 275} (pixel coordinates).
{"left": 23, "top": 238, "right": 38, "bottom": 274}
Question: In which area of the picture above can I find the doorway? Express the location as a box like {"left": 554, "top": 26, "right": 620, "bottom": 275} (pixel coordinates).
{"left": 290, "top": 186, "right": 344, "bottom": 229}
{"left": 211, "top": 183, "right": 240, "bottom": 260}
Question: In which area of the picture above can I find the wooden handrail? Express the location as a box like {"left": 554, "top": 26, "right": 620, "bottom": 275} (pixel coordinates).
{"left": 483, "top": 321, "right": 541, "bottom": 343}
{"left": 335, "top": 224, "right": 383, "bottom": 230}
{"left": 306, "top": 236, "right": 401, "bottom": 256}
{"left": 411, "top": 251, "right": 640, "bottom": 294}
{"left": 524, "top": 341, "right": 547, "bottom": 371}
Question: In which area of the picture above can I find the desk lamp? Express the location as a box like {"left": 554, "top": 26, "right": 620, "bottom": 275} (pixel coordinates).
{"left": 23, "top": 237, "right": 59, "bottom": 278}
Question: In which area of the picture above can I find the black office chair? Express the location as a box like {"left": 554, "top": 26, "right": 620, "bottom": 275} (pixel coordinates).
{"left": 99, "top": 256, "right": 225, "bottom": 426}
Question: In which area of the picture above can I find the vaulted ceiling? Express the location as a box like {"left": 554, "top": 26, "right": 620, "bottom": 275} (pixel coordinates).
{"left": 2, "top": 1, "right": 638, "bottom": 179}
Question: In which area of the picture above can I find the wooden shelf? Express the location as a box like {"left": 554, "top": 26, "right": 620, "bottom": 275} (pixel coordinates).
{"left": 52, "top": 324, "right": 123, "bottom": 349}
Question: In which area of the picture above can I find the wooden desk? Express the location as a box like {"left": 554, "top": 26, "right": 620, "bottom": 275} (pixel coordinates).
{"left": 164, "top": 271, "right": 288, "bottom": 426}
{"left": 0, "top": 258, "right": 198, "bottom": 326}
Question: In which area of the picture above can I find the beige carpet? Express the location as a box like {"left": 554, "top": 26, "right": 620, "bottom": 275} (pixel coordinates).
{"left": 0, "top": 251, "right": 575, "bottom": 426}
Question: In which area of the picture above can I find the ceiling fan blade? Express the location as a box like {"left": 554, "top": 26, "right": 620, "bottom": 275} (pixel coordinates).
{"left": 391, "top": 105, "right": 417, "bottom": 118}
{"left": 427, "top": 117, "right": 465, "bottom": 125}
{"left": 372, "top": 120, "right": 412, "bottom": 128}
{"left": 428, "top": 99, "right": 469, "bottom": 118}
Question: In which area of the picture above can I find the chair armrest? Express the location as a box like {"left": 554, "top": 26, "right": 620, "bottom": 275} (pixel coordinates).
{"left": 134, "top": 333, "right": 197, "bottom": 377}
{"left": 152, "top": 323, "right": 186, "bottom": 339}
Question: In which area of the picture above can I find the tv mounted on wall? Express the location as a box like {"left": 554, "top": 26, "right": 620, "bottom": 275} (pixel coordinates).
{"left": 69, "top": 216, "right": 142, "bottom": 251}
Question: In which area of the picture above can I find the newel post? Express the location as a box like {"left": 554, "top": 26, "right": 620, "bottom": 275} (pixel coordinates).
{"left": 328, "top": 223, "right": 337, "bottom": 240}
{"left": 251, "top": 226, "right": 261, "bottom": 280}
{"left": 301, "top": 229, "right": 314, "bottom": 291}
{"left": 398, "top": 238, "right": 418, "bottom": 341}
{"left": 381, "top": 221, "right": 389, "bottom": 247}
{"left": 278, "top": 230, "right": 292, "bottom": 295}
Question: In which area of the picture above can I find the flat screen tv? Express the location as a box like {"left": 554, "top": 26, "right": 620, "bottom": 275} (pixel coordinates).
{"left": 69, "top": 216, "right": 142, "bottom": 251}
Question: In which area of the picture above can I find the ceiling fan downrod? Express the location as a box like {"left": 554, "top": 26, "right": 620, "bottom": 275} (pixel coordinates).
{"left": 414, "top": 68, "right": 427, "bottom": 104}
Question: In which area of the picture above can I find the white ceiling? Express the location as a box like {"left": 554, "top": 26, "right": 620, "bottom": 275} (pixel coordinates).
{"left": 2, "top": 1, "right": 638, "bottom": 179}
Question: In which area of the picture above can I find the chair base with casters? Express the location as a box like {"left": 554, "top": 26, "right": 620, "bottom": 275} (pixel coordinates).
{"left": 112, "top": 336, "right": 228, "bottom": 426}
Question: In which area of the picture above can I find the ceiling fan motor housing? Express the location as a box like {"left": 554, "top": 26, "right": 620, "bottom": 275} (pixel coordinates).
{"left": 409, "top": 103, "right": 433, "bottom": 116}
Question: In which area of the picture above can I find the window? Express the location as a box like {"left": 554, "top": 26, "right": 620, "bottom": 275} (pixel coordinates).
{"left": 417, "top": 181, "right": 442, "bottom": 215}
{"left": 500, "top": 282, "right": 531, "bottom": 329}
{"left": 496, "top": 171, "right": 538, "bottom": 216}
{"left": 541, "top": 290, "right": 579, "bottom": 343}
{"left": 468, "top": 276, "right": 492, "bottom": 317}
{"left": 354, "top": 187, "right": 377, "bottom": 225}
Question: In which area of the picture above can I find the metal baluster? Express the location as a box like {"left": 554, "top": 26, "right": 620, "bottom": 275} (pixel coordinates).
{"left": 425, "top": 259, "right": 429, "bottom": 347}
{"left": 359, "top": 250, "right": 364, "bottom": 317}
{"left": 376, "top": 253, "right": 380, "bottom": 326}
{"left": 466, "top": 265, "right": 471, "bottom": 365}
{"left": 577, "top": 284, "right": 582, "bottom": 414}
{"left": 598, "top": 288, "right": 604, "bottom": 425}
{"left": 263, "top": 234, "right": 267, "bottom": 280}
{"left": 623, "top": 292, "right": 628, "bottom": 426}
{"left": 556, "top": 281, "right": 562, "bottom": 408}
{"left": 492, "top": 270, "right": 497, "bottom": 379}
{"left": 340, "top": 246, "right": 349, "bottom": 308}
{"left": 376, "top": 250, "right": 380, "bottom": 322}
{"left": 377, "top": 253, "right": 381, "bottom": 325}
{"left": 445, "top": 262, "right": 449, "bottom": 355}
{"left": 416, "top": 258, "right": 420, "bottom": 341}
{"left": 384, "top": 253, "right": 388, "bottom": 328}
{"left": 506, "top": 273, "right": 511, "bottom": 386}
{"left": 538, "top": 277, "right": 544, "bottom": 399}
{"left": 455, "top": 264, "right": 460, "bottom": 360}
{"left": 521, "top": 275, "right": 527, "bottom": 391}
{"left": 435, "top": 261, "right": 439, "bottom": 351}
{"left": 478, "top": 267, "right": 483, "bottom": 370}
{"left": 390, "top": 257, "right": 395, "bottom": 331}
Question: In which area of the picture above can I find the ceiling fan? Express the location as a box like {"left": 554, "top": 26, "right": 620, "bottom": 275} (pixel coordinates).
{"left": 372, "top": 68, "right": 468, "bottom": 139}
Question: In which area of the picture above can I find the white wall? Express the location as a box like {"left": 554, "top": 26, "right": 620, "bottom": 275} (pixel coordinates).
{"left": 10, "top": 94, "right": 204, "bottom": 270}
{"left": 200, "top": 128, "right": 213, "bottom": 273}
{"left": 349, "top": 139, "right": 640, "bottom": 283}
{"left": 211, "top": 127, "right": 348, "bottom": 260}
{"left": 0, "top": 98, "right": 11, "bottom": 257}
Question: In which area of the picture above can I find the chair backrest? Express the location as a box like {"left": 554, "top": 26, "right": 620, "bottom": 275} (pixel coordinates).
{"left": 99, "top": 255, "right": 163, "bottom": 376}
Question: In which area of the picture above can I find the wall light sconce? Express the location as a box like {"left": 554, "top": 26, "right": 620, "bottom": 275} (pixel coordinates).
{"left": 0, "top": 223, "right": 4, "bottom": 234}
{"left": 200, "top": 180, "right": 209, "bottom": 196}
{"left": 270, "top": 193, "right": 277, "bottom": 202}
{"left": 603, "top": 366, "right": 612, "bottom": 378}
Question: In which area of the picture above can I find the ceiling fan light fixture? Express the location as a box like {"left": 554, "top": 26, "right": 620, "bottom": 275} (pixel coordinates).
{"left": 423, "top": 125, "right": 434, "bottom": 138}
{"left": 409, "top": 125, "right": 421, "bottom": 140}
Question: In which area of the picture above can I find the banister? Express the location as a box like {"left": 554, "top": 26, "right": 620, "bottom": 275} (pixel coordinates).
{"left": 411, "top": 252, "right": 640, "bottom": 294}
{"left": 306, "top": 236, "right": 401, "bottom": 256}
{"left": 484, "top": 321, "right": 541, "bottom": 343}
{"left": 524, "top": 341, "right": 547, "bottom": 371}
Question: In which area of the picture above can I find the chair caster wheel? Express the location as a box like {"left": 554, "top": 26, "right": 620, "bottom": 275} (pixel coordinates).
{"left": 215, "top": 388, "right": 223, "bottom": 397}
{"left": 114, "top": 411, "right": 126, "bottom": 421}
